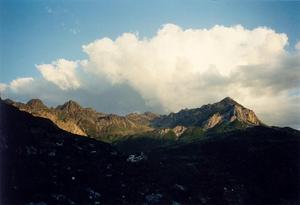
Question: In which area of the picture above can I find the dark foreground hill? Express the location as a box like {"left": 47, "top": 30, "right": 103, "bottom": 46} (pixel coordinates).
{"left": 1, "top": 100, "right": 300, "bottom": 204}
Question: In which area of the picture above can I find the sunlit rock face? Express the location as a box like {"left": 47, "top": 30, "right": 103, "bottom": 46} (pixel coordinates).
{"left": 203, "top": 113, "right": 223, "bottom": 130}
{"left": 152, "top": 97, "right": 262, "bottom": 130}
{"left": 172, "top": 126, "right": 187, "bottom": 137}
{"left": 231, "top": 105, "right": 261, "bottom": 125}
{"left": 158, "top": 125, "right": 187, "bottom": 138}
{"left": 8, "top": 99, "right": 87, "bottom": 136}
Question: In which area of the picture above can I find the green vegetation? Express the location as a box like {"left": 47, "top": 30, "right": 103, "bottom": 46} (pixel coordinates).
{"left": 179, "top": 127, "right": 206, "bottom": 142}
{"left": 208, "top": 119, "right": 248, "bottom": 134}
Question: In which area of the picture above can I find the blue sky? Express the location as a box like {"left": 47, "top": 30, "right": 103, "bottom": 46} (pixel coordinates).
{"left": 1, "top": 0, "right": 299, "bottom": 83}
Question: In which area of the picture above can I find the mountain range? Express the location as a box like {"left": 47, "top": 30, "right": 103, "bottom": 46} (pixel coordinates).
{"left": 4, "top": 97, "right": 263, "bottom": 144}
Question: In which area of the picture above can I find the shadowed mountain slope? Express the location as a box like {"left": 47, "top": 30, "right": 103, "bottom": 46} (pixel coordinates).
{"left": 0, "top": 100, "right": 126, "bottom": 204}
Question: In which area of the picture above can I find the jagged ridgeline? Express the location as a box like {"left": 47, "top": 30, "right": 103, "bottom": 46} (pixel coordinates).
{"left": 4, "top": 99, "right": 157, "bottom": 141}
{"left": 4, "top": 97, "right": 263, "bottom": 143}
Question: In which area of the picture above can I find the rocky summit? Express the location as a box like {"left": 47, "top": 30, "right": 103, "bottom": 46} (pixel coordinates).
{"left": 152, "top": 97, "right": 261, "bottom": 129}
{"left": 27, "top": 99, "right": 48, "bottom": 109}
{"left": 6, "top": 97, "right": 263, "bottom": 143}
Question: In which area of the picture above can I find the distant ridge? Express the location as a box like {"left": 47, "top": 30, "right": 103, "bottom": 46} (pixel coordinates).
{"left": 5, "top": 97, "right": 263, "bottom": 142}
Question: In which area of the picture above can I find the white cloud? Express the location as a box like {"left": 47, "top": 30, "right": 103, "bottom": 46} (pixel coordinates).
{"left": 82, "top": 24, "right": 294, "bottom": 106}
{"left": 0, "top": 83, "right": 7, "bottom": 93}
{"left": 9, "top": 77, "right": 34, "bottom": 92}
{"left": 36, "top": 59, "right": 80, "bottom": 90}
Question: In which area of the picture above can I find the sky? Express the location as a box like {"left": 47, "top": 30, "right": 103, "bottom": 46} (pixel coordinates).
{"left": 0, "top": 0, "right": 300, "bottom": 128}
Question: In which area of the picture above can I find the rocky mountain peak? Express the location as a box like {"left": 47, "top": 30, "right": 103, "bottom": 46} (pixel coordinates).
{"left": 219, "top": 97, "right": 239, "bottom": 106}
{"left": 26, "top": 99, "right": 47, "bottom": 109}
{"left": 144, "top": 112, "right": 159, "bottom": 119}
{"left": 153, "top": 97, "right": 262, "bottom": 130}
{"left": 58, "top": 100, "right": 82, "bottom": 112}
{"left": 202, "top": 98, "right": 262, "bottom": 128}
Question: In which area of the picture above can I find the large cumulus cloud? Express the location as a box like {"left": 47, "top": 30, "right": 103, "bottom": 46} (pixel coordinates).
{"left": 1, "top": 24, "right": 299, "bottom": 128}
{"left": 36, "top": 59, "right": 81, "bottom": 90}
